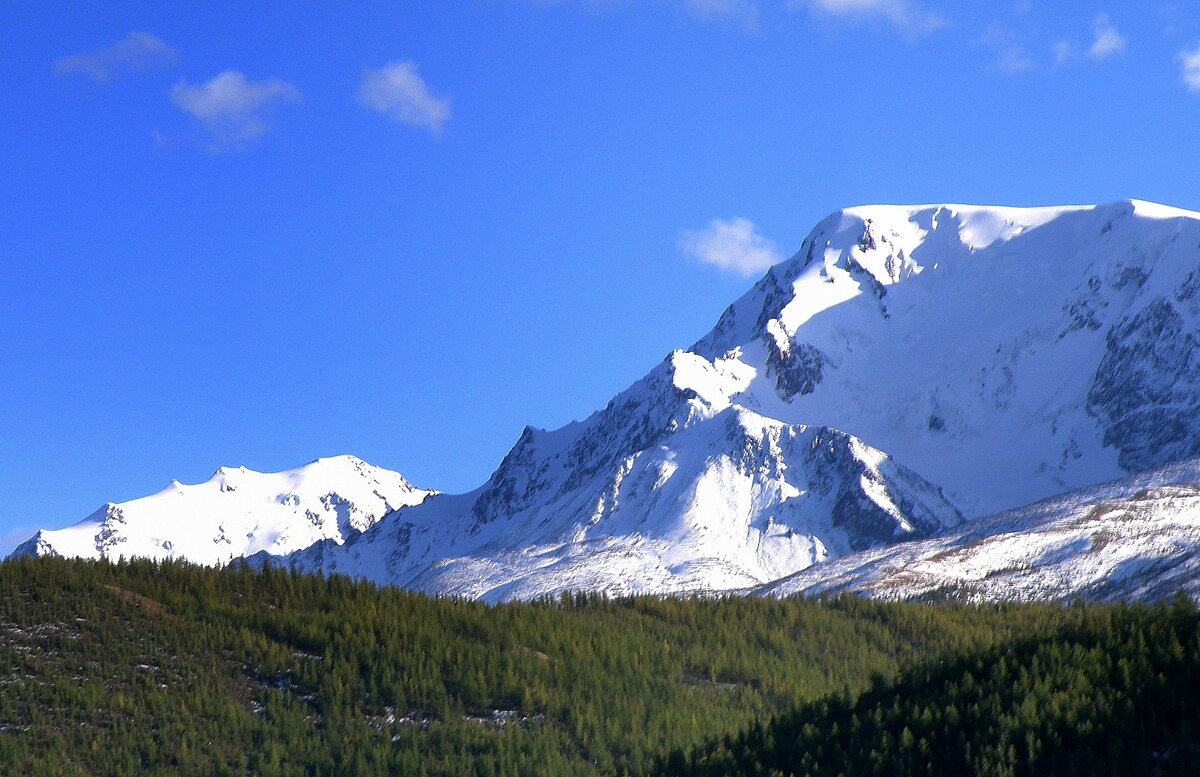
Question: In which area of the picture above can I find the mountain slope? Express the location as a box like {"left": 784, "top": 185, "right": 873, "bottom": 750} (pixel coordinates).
{"left": 276, "top": 199, "right": 1200, "bottom": 599}
{"left": 12, "top": 455, "right": 431, "bottom": 565}
{"left": 274, "top": 355, "right": 960, "bottom": 601}
{"left": 756, "top": 456, "right": 1200, "bottom": 603}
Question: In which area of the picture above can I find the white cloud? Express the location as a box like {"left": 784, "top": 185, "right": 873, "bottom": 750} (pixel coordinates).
{"left": 359, "top": 62, "right": 452, "bottom": 135}
{"left": 1180, "top": 44, "right": 1200, "bottom": 92}
{"left": 797, "top": 0, "right": 946, "bottom": 37}
{"left": 170, "top": 71, "right": 301, "bottom": 151}
{"left": 55, "top": 31, "right": 178, "bottom": 82}
{"left": 1052, "top": 14, "right": 1125, "bottom": 67}
{"left": 680, "top": 218, "right": 783, "bottom": 276}
{"left": 1087, "top": 13, "right": 1126, "bottom": 60}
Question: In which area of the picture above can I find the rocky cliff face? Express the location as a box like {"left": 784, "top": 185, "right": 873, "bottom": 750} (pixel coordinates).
{"left": 1087, "top": 296, "right": 1200, "bottom": 472}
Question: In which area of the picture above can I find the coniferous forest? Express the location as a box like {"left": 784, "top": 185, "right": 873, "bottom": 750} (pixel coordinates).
{"left": 1, "top": 557, "right": 1198, "bottom": 776}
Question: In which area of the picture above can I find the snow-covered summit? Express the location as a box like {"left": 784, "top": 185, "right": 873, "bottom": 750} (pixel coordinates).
{"left": 11, "top": 455, "right": 432, "bottom": 565}
{"left": 693, "top": 200, "right": 1200, "bottom": 516}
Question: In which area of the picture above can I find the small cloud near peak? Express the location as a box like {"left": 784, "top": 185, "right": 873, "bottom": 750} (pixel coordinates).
{"left": 1180, "top": 43, "right": 1200, "bottom": 92}
{"left": 55, "top": 31, "right": 178, "bottom": 82}
{"left": 1087, "top": 13, "right": 1126, "bottom": 61}
{"left": 170, "top": 71, "right": 301, "bottom": 152}
{"left": 680, "top": 218, "right": 784, "bottom": 277}
{"left": 359, "top": 61, "right": 452, "bottom": 136}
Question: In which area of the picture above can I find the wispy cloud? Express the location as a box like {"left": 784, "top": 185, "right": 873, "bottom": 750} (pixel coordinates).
{"left": 1180, "top": 43, "right": 1200, "bottom": 92}
{"left": 1086, "top": 13, "right": 1126, "bottom": 60}
{"left": 979, "top": 22, "right": 1036, "bottom": 74}
{"left": 685, "top": 0, "right": 759, "bottom": 27}
{"left": 795, "top": 0, "right": 946, "bottom": 38}
{"left": 1052, "top": 40, "right": 1077, "bottom": 65}
{"left": 680, "top": 218, "right": 783, "bottom": 276}
{"left": 170, "top": 71, "right": 301, "bottom": 151}
{"left": 359, "top": 61, "right": 452, "bottom": 136}
{"left": 55, "top": 31, "right": 178, "bottom": 82}
{"left": 1054, "top": 13, "right": 1126, "bottom": 66}
{"left": 993, "top": 45, "right": 1036, "bottom": 73}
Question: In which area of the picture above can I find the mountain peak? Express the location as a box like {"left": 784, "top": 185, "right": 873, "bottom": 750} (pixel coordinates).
{"left": 1120, "top": 198, "right": 1200, "bottom": 220}
{"left": 265, "top": 199, "right": 1200, "bottom": 600}
{"left": 690, "top": 200, "right": 1200, "bottom": 514}
{"left": 308, "top": 454, "right": 367, "bottom": 466}
{"left": 12, "top": 456, "right": 432, "bottom": 565}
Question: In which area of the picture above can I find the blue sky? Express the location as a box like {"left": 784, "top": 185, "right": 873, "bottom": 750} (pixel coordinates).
{"left": 5, "top": 0, "right": 1200, "bottom": 552}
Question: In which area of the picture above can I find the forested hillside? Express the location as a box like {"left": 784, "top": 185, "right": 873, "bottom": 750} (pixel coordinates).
{"left": 2, "top": 558, "right": 1197, "bottom": 776}
{"left": 650, "top": 599, "right": 1200, "bottom": 777}
{"left": 0, "top": 557, "right": 1069, "bottom": 776}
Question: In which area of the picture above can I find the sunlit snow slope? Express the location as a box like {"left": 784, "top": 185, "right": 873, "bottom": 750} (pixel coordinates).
{"left": 692, "top": 199, "right": 1200, "bottom": 516}
{"left": 756, "top": 457, "right": 1200, "bottom": 603}
{"left": 12, "top": 456, "right": 431, "bottom": 565}
{"left": 274, "top": 354, "right": 960, "bottom": 601}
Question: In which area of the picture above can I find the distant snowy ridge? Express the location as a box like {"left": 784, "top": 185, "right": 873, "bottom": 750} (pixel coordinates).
{"left": 756, "top": 456, "right": 1200, "bottom": 603}
{"left": 11, "top": 455, "right": 432, "bottom": 565}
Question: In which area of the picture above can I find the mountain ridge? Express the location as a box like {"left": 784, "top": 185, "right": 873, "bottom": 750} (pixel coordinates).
{"left": 17, "top": 200, "right": 1200, "bottom": 603}
{"left": 12, "top": 454, "right": 432, "bottom": 565}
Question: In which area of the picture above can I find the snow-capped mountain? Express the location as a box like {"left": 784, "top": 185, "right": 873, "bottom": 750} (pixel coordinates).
{"left": 12, "top": 455, "right": 432, "bottom": 565}
{"left": 267, "top": 199, "right": 1200, "bottom": 600}
{"left": 689, "top": 199, "right": 1200, "bottom": 517}
{"left": 755, "top": 456, "right": 1200, "bottom": 603}
{"left": 270, "top": 354, "right": 960, "bottom": 601}
{"left": 18, "top": 199, "right": 1200, "bottom": 603}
